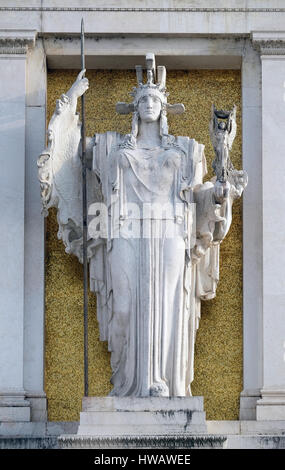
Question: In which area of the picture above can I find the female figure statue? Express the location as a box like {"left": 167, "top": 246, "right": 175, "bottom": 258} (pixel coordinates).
{"left": 38, "top": 54, "right": 247, "bottom": 398}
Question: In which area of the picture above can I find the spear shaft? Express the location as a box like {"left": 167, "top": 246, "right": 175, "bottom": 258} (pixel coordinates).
{"left": 81, "top": 18, "right": 88, "bottom": 397}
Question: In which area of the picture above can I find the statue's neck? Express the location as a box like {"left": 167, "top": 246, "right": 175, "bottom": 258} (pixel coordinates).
{"left": 136, "top": 120, "right": 161, "bottom": 148}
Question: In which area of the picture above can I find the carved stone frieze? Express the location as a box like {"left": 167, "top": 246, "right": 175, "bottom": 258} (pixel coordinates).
{"left": 1, "top": 6, "right": 285, "bottom": 13}
{"left": 251, "top": 32, "right": 285, "bottom": 56}
{"left": 0, "top": 30, "right": 37, "bottom": 55}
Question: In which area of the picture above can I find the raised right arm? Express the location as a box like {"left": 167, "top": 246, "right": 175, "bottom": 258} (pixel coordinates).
{"left": 65, "top": 69, "right": 89, "bottom": 115}
{"left": 54, "top": 70, "right": 93, "bottom": 165}
{"left": 37, "top": 70, "right": 92, "bottom": 261}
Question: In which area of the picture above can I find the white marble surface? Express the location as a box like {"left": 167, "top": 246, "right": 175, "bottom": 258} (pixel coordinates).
{"left": 256, "top": 51, "right": 285, "bottom": 419}
{"left": 262, "top": 57, "right": 285, "bottom": 386}
{"left": 239, "top": 41, "right": 263, "bottom": 419}
{"left": 82, "top": 396, "right": 204, "bottom": 412}
{"left": 0, "top": 31, "right": 39, "bottom": 422}
{"left": 44, "top": 36, "right": 243, "bottom": 70}
{"left": 0, "top": 55, "right": 26, "bottom": 393}
{"left": 23, "top": 40, "right": 46, "bottom": 420}
{"left": 0, "top": 404, "right": 30, "bottom": 423}
{"left": 78, "top": 397, "right": 206, "bottom": 436}
{"left": 2, "top": 1, "right": 285, "bottom": 36}
{"left": 26, "top": 39, "right": 46, "bottom": 107}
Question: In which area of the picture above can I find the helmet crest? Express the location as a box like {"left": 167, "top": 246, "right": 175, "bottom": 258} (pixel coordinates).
{"left": 116, "top": 53, "right": 185, "bottom": 116}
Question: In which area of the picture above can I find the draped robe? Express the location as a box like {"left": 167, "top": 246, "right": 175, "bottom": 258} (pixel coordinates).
{"left": 89, "top": 132, "right": 220, "bottom": 397}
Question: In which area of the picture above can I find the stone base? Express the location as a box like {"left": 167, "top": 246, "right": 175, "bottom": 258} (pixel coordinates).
{"left": 58, "top": 397, "right": 215, "bottom": 449}
{"left": 76, "top": 397, "right": 207, "bottom": 437}
{"left": 239, "top": 389, "right": 261, "bottom": 420}
{"left": 257, "top": 405, "right": 285, "bottom": 420}
{"left": 0, "top": 420, "right": 285, "bottom": 449}
{"left": 0, "top": 407, "right": 30, "bottom": 422}
{"left": 0, "top": 392, "right": 30, "bottom": 422}
{"left": 25, "top": 394, "right": 47, "bottom": 422}
{"left": 256, "top": 389, "right": 285, "bottom": 420}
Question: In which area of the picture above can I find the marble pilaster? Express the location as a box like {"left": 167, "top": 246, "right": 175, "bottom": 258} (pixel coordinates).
{"left": 0, "top": 29, "right": 36, "bottom": 422}
{"left": 252, "top": 31, "right": 285, "bottom": 420}
{"left": 23, "top": 39, "right": 47, "bottom": 422}
{"left": 239, "top": 40, "right": 263, "bottom": 420}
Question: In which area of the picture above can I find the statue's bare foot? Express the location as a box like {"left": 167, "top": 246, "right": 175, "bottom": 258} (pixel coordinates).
{"left": 149, "top": 382, "right": 169, "bottom": 397}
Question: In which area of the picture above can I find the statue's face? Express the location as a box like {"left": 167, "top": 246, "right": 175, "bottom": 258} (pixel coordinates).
{"left": 138, "top": 93, "right": 162, "bottom": 123}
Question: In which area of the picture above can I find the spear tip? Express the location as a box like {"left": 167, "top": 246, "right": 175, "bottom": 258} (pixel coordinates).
{"left": 81, "top": 18, "right": 85, "bottom": 70}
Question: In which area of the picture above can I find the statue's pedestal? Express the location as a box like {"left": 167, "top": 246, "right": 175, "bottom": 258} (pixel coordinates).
{"left": 79, "top": 396, "right": 206, "bottom": 436}
{"left": 59, "top": 397, "right": 227, "bottom": 448}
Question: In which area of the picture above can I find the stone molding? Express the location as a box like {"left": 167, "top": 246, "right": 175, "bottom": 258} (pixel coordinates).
{"left": 0, "top": 390, "right": 31, "bottom": 422}
{"left": 256, "top": 389, "right": 285, "bottom": 420}
{"left": 251, "top": 31, "right": 285, "bottom": 56}
{"left": 0, "top": 30, "right": 37, "bottom": 55}
{"left": 239, "top": 389, "right": 261, "bottom": 421}
{"left": 0, "top": 389, "right": 28, "bottom": 405}
{"left": 59, "top": 434, "right": 226, "bottom": 449}
{"left": 1, "top": 7, "right": 285, "bottom": 13}
{"left": 258, "top": 388, "right": 285, "bottom": 405}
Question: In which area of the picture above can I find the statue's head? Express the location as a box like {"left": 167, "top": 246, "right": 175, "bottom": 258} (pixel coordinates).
{"left": 116, "top": 53, "right": 185, "bottom": 146}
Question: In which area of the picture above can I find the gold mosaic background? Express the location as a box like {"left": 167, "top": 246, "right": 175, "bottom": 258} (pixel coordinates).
{"left": 46, "top": 69, "right": 242, "bottom": 421}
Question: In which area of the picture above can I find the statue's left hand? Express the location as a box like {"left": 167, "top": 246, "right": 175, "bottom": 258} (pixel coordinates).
{"left": 214, "top": 169, "right": 248, "bottom": 203}
{"left": 213, "top": 180, "right": 231, "bottom": 204}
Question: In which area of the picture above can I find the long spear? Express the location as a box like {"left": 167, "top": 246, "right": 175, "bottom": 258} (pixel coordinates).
{"left": 81, "top": 18, "right": 88, "bottom": 397}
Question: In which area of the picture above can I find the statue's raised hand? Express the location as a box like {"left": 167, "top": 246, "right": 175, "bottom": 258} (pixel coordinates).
{"left": 67, "top": 69, "right": 89, "bottom": 100}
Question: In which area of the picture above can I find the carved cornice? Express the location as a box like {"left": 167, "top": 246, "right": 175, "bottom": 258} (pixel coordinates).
{"left": 251, "top": 31, "right": 285, "bottom": 56}
{"left": 0, "top": 30, "right": 37, "bottom": 55}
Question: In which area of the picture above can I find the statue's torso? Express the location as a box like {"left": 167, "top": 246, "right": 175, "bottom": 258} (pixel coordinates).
{"left": 116, "top": 145, "right": 184, "bottom": 209}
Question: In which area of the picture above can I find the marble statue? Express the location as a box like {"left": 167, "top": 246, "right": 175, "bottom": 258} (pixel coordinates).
{"left": 38, "top": 54, "right": 247, "bottom": 398}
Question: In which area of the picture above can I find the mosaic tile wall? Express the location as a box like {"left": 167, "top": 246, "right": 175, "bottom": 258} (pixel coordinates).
{"left": 46, "top": 69, "right": 242, "bottom": 421}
